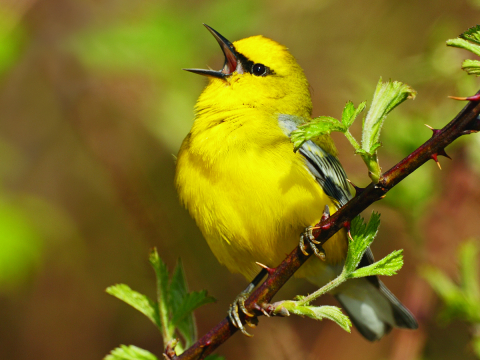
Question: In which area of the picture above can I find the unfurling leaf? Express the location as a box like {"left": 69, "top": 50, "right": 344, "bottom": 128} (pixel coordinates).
{"left": 343, "top": 213, "right": 381, "bottom": 275}
{"left": 361, "top": 78, "right": 416, "bottom": 156}
{"left": 342, "top": 100, "right": 366, "bottom": 128}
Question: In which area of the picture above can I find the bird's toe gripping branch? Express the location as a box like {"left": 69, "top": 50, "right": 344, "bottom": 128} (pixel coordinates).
{"left": 299, "top": 205, "right": 332, "bottom": 260}
{"left": 227, "top": 267, "right": 271, "bottom": 337}
{"left": 228, "top": 286, "right": 256, "bottom": 337}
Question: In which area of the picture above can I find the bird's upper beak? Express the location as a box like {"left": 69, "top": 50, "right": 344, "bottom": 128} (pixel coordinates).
{"left": 184, "top": 24, "right": 240, "bottom": 79}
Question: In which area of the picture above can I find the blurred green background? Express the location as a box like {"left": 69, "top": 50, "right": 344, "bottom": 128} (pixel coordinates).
{"left": 2, "top": 0, "right": 480, "bottom": 359}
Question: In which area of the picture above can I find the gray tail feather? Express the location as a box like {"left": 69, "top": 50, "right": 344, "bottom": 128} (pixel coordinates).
{"left": 335, "top": 279, "right": 418, "bottom": 341}
{"left": 378, "top": 281, "right": 418, "bottom": 329}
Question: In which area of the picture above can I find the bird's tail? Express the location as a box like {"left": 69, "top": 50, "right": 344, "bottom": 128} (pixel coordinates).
{"left": 334, "top": 277, "right": 418, "bottom": 341}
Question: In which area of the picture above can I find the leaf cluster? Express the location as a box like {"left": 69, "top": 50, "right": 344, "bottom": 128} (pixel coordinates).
{"left": 273, "top": 213, "right": 404, "bottom": 332}
{"left": 447, "top": 25, "right": 480, "bottom": 76}
{"left": 105, "top": 248, "right": 217, "bottom": 360}
{"left": 291, "top": 78, "right": 415, "bottom": 182}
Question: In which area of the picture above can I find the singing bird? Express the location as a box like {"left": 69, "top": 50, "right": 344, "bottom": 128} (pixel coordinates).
{"left": 175, "top": 24, "right": 417, "bottom": 340}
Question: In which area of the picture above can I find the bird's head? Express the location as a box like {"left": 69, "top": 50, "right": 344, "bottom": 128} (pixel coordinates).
{"left": 185, "top": 25, "right": 312, "bottom": 119}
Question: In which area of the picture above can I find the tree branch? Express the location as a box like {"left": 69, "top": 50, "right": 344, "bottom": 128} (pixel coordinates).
{"left": 175, "top": 93, "right": 480, "bottom": 360}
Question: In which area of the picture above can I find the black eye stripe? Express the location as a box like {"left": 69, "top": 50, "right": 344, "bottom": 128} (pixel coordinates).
{"left": 235, "top": 51, "right": 273, "bottom": 77}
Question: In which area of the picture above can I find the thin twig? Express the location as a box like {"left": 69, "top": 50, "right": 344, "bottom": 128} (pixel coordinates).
{"left": 176, "top": 93, "right": 480, "bottom": 360}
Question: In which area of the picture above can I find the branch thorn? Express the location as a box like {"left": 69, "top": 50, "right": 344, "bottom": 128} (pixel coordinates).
{"left": 437, "top": 148, "right": 451, "bottom": 160}
{"left": 347, "top": 178, "right": 365, "bottom": 196}
{"left": 431, "top": 153, "right": 442, "bottom": 170}
{"left": 255, "top": 262, "right": 276, "bottom": 275}
{"left": 462, "top": 129, "right": 479, "bottom": 135}
{"left": 425, "top": 124, "right": 441, "bottom": 137}
{"left": 449, "top": 94, "right": 480, "bottom": 102}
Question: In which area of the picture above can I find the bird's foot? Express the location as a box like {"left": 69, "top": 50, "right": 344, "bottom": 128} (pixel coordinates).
{"left": 299, "top": 227, "right": 326, "bottom": 260}
{"left": 299, "top": 205, "right": 329, "bottom": 260}
{"left": 228, "top": 286, "right": 256, "bottom": 337}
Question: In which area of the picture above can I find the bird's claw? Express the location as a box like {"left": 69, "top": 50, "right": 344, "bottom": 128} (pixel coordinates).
{"left": 300, "top": 226, "right": 326, "bottom": 261}
{"left": 228, "top": 291, "right": 255, "bottom": 337}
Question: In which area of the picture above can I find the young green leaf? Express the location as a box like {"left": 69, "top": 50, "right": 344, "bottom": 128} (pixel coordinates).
{"left": 460, "top": 25, "right": 480, "bottom": 45}
{"left": 276, "top": 302, "right": 351, "bottom": 332}
{"left": 105, "top": 345, "right": 158, "bottom": 360}
{"left": 169, "top": 259, "right": 197, "bottom": 347}
{"left": 361, "top": 78, "right": 416, "bottom": 156}
{"left": 106, "top": 284, "right": 160, "bottom": 328}
{"left": 462, "top": 59, "right": 480, "bottom": 76}
{"left": 343, "top": 213, "right": 381, "bottom": 275}
{"left": 341, "top": 100, "right": 366, "bottom": 128}
{"left": 149, "top": 249, "right": 170, "bottom": 308}
{"left": 290, "top": 116, "right": 345, "bottom": 150}
{"left": 446, "top": 38, "right": 480, "bottom": 57}
{"left": 350, "top": 249, "right": 403, "bottom": 278}
{"left": 149, "top": 248, "right": 173, "bottom": 341}
{"left": 171, "top": 290, "right": 216, "bottom": 326}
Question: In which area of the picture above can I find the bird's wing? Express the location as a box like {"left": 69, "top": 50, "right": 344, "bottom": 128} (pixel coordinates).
{"left": 278, "top": 114, "right": 378, "bottom": 272}
{"left": 278, "top": 114, "right": 352, "bottom": 208}
{"left": 298, "top": 141, "right": 352, "bottom": 208}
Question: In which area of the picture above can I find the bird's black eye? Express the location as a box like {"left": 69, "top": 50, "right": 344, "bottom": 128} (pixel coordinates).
{"left": 252, "top": 63, "right": 267, "bottom": 76}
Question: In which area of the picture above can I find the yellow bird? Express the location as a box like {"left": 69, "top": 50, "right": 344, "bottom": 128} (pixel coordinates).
{"left": 175, "top": 24, "right": 417, "bottom": 340}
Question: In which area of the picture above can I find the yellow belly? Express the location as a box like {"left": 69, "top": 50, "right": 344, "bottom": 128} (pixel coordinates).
{"left": 175, "top": 117, "right": 348, "bottom": 281}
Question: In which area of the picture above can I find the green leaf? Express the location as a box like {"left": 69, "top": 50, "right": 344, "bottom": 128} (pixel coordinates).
{"left": 350, "top": 250, "right": 403, "bottom": 278}
{"left": 149, "top": 249, "right": 170, "bottom": 307}
{"left": 460, "top": 25, "right": 480, "bottom": 45}
{"left": 462, "top": 59, "right": 480, "bottom": 75}
{"left": 361, "top": 78, "right": 416, "bottom": 155}
{"left": 149, "top": 248, "right": 171, "bottom": 335}
{"left": 171, "top": 290, "right": 216, "bottom": 326}
{"left": 169, "top": 259, "right": 197, "bottom": 347}
{"left": 106, "top": 284, "right": 161, "bottom": 328}
{"left": 343, "top": 213, "right": 381, "bottom": 275}
{"left": 446, "top": 38, "right": 480, "bottom": 57}
{"left": 276, "top": 302, "right": 351, "bottom": 332}
{"left": 105, "top": 345, "right": 158, "bottom": 360}
{"left": 341, "top": 101, "right": 366, "bottom": 128}
{"left": 290, "top": 116, "right": 346, "bottom": 151}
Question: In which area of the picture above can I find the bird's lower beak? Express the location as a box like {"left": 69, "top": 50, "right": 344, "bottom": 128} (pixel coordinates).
{"left": 184, "top": 24, "right": 239, "bottom": 79}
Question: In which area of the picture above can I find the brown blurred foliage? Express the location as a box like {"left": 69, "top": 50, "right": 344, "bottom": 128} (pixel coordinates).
{"left": 1, "top": 0, "right": 480, "bottom": 359}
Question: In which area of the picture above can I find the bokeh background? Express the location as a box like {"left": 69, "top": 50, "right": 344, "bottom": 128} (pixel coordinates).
{"left": 2, "top": 0, "right": 480, "bottom": 359}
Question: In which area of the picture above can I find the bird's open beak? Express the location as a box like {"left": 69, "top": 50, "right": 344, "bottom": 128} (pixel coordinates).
{"left": 184, "top": 24, "right": 239, "bottom": 79}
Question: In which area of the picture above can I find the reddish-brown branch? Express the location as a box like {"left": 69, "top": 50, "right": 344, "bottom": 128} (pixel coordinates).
{"left": 176, "top": 93, "right": 480, "bottom": 360}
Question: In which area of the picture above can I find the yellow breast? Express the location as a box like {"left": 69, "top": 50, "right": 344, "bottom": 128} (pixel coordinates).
{"left": 175, "top": 108, "right": 348, "bottom": 280}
